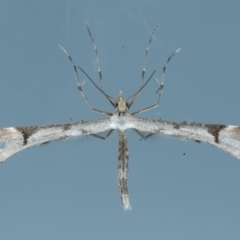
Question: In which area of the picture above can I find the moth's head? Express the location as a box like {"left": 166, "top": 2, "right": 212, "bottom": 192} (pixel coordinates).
{"left": 116, "top": 91, "right": 129, "bottom": 115}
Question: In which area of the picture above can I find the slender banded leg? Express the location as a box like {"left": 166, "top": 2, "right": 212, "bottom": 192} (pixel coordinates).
{"left": 86, "top": 25, "right": 103, "bottom": 89}
{"left": 141, "top": 26, "right": 158, "bottom": 85}
{"left": 133, "top": 129, "right": 147, "bottom": 139}
{"left": 59, "top": 45, "right": 81, "bottom": 87}
{"left": 139, "top": 48, "right": 182, "bottom": 140}
{"left": 131, "top": 48, "right": 181, "bottom": 116}
{"left": 59, "top": 45, "right": 113, "bottom": 116}
{"left": 78, "top": 25, "right": 118, "bottom": 108}
{"left": 91, "top": 129, "right": 114, "bottom": 140}
{"left": 156, "top": 47, "right": 181, "bottom": 93}
{"left": 126, "top": 26, "right": 158, "bottom": 110}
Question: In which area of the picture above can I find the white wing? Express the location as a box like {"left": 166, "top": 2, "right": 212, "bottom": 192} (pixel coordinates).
{"left": 131, "top": 117, "right": 240, "bottom": 160}
{"left": 1, "top": 113, "right": 240, "bottom": 162}
{"left": 0, "top": 119, "right": 111, "bottom": 162}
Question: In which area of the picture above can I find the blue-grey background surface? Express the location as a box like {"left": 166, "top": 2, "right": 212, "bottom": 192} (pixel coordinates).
{"left": 0, "top": 1, "right": 240, "bottom": 239}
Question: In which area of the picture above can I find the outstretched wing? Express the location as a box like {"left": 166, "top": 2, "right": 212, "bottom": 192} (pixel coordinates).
{"left": 132, "top": 118, "right": 240, "bottom": 160}
{"left": 0, "top": 119, "right": 111, "bottom": 162}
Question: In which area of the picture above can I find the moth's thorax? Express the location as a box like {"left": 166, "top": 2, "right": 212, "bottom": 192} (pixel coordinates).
{"left": 109, "top": 112, "right": 134, "bottom": 132}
